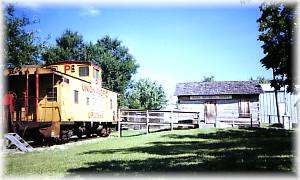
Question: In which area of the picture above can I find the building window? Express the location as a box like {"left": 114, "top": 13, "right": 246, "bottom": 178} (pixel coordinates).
{"left": 74, "top": 90, "right": 79, "bottom": 104}
{"left": 86, "top": 97, "right": 89, "bottom": 106}
{"left": 93, "top": 68, "right": 99, "bottom": 79}
{"left": 238, "top": 99, "right": 250, "bottom": 117}
{"left": 46, "top": 87, "right": 57, "bottom": 101}
{"left": 79, "top": 66, "right": 89, "bottom": 76}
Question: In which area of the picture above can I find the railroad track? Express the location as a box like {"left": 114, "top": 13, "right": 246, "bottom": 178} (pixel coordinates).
{"left": 28, "top": 134, "right": 111, "bottom": 148}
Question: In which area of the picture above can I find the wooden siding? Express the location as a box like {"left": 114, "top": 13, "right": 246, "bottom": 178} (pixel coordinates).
{"left": 259, "top": 90, "right": 298, "bottom": 123}
{"left": 177, "top": 95, "right": 260, "bottom": 124}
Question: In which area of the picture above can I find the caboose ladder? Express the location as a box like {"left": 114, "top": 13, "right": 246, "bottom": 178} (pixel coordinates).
{"left": 4, "top": 133, "right": 33, "bottom": 152}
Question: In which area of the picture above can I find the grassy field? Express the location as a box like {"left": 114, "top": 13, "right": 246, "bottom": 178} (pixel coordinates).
{"left": 4, "top": 127, "right": 296, "bottom": 176}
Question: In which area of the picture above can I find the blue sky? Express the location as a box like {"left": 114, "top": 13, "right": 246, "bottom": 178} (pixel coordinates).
{"left": 13, "top": 4, "right": 272, "bottom": 97}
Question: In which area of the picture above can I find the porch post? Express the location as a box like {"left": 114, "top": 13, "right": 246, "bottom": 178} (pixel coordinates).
{"left": 25, "top": 69, "right": 29, "bottom": 121}
{"left": 197, "top": 112, "right": 201, "bottom": 129}
{"left": 170, "top": 111, "right": 174, "bottom": 131}
{"left": 250, "top": 114, "right": 253, "bottom": 128}
{"left": 35, "top": 68, "right": 39, "bottom": 121}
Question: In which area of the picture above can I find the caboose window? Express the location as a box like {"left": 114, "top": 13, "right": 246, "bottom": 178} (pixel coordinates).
{"left": 93, "top": 69, "right": 99, "bottom": 79}
{"left": 79, "top": 66, "right": 89, "bottom": 76}
{"left": 46, "top": 87, "right": 57, "bottom": 101}
{"left": 74, "top": 90, "right": 79, "bottom": 104}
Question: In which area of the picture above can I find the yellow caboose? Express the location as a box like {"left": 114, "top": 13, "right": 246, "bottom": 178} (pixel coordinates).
{"left": 3, "top": 61, "right": 118, "bottom": 141}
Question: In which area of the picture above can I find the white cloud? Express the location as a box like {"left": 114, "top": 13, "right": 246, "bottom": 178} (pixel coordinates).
{"left": 79, "top": 7, "right": 101, "bottom": 17}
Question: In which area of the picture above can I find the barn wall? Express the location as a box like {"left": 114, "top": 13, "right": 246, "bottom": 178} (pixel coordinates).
{"left": 259, "top": 90, "right": 298, "bottom": 124}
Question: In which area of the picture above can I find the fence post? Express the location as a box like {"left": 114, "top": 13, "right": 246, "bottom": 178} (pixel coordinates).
{"left": 268, "top": 115, "right": 271, "bottom": 124}
{"left": 118, "top": 109, "right": 122, "bottom": 137}
{"left": 118, "top": 121, "right": 122, "bottom": 138}
{"left": 146, "top": 110, "right": 149, "bottom": 134}
{"left": 170, "top": 111, "right": 174, "bottom": 131}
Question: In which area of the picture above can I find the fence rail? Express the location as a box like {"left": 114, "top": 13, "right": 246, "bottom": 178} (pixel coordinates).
{"left": 117, "top": 109, "right": 261, "bottom": 137}
{"left": 265, "top": 114, "right": 293, "bottom": 129}
{"left": 117, "top": 109, "right": 200, "bottom": 137}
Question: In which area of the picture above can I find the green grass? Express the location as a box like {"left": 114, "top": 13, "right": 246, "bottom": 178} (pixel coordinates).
{"left": 4, "top": 127, "right": 296, "bottom": 176}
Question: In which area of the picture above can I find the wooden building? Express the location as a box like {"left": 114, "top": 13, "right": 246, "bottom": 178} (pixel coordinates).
{"left": 259, "top": 84, "right": 298, "bottom": 128}
{"left": 174, "top": 81, "right": 263, "bottom": 127}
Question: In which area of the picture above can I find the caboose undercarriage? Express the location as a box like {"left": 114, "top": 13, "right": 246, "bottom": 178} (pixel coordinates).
{"left": 4, "top": 103, "right": 116, "bottom": 143}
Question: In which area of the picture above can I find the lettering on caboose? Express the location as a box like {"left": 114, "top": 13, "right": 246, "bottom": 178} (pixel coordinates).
{"left": 88, "top": 112, "right": 104, "bottom": 119}
{"left": 82, "top": 84, "right": 108, "bottom": 98}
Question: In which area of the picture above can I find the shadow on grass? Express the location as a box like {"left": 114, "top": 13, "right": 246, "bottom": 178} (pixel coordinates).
{"left": 67, "top": 128, "right": 296, "bottom": 175}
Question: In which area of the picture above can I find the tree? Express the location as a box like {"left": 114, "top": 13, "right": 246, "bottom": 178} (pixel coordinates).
{"left": 42, "top": 32, "right": 139, "bottom": 106}
{"left": 125, "top": 79, "right": 167, "bottom": 110}
{"left": 249, "top": 76, "right": 270, "bottom": 84}
{"left": 42, "top": 30, "right": 85, "bottom": 64}
{"left": 96, "top": 36, "right": 139, "bottom": 92}
{"left": 202, "top": 76, "right": 214, "bottom": 82}
{"left": 257, "top": 2, "right": 295, "bottom": 92}
{"left": 4, "top": 4, "right": 42, "bottom": 67}
{"left": 95, "top": 36, "right": 139, "bottom": 106}
{"left": 257, "top": 76, "right": 270, "bottom": 84}
{"left": 257, "top": 2, "right": 295, "bottom": 124}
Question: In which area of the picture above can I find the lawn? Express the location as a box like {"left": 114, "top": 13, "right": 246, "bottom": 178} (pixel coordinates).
{"left": 4, "top": 127, "right": 296, "bottom": 176}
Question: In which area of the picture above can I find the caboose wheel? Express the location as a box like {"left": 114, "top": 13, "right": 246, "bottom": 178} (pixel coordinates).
{"left": 107, "top": 128, "right": 111, "bottom": 135}
{"left": 100, "top": 128, "right": 108, "bottom": 137}
{"left": 61, "top": 130, "right": 72, "bottom": 142}
{"left": 99, "top": 127, "right": 112, "bottom": 137}
{"left": 74, "top": 127, "right": 83, "bottom": 139}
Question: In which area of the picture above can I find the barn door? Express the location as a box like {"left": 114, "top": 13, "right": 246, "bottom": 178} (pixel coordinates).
{"left": 204, "top": 101, "right": 217, "bottom": 124}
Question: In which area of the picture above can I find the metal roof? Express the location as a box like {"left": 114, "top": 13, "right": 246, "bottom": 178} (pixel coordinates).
{"left": 47, "top": 60, "right": 101, "bottom": 71}
{"left": 174, "top": 81, "right": 264, "bottom": 96}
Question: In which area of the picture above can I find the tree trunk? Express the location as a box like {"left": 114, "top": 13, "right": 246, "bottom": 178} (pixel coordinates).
{"left": 274, "top": 88, "right": 281, "bottom": 124}
{"left": 272, "top": 68, "right": 281, "bottom": 124}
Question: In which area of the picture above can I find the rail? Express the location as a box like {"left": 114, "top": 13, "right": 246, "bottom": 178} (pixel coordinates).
{"left": 117, "top": 110, "right": 261, "bottom": 137}
{"left": 266, "top": 114, "right": 292, "bottom": 129}
{"left": 217, "top": 114, "right": 257, "bottom": 127}
{"left": 117, "top": 109, "right": 201, "bottom": 137}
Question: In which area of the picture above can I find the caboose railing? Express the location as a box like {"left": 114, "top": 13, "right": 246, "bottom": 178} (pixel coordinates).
{"left": 11, "top": 96, "right": 59, "bottom": 122}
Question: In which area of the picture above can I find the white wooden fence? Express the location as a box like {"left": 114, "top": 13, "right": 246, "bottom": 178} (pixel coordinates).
{"left": 117, "top": 109, "right": 258, "bottom": 137}
{"left": 117, "top": 109, "right": 200, "bottom": 137}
